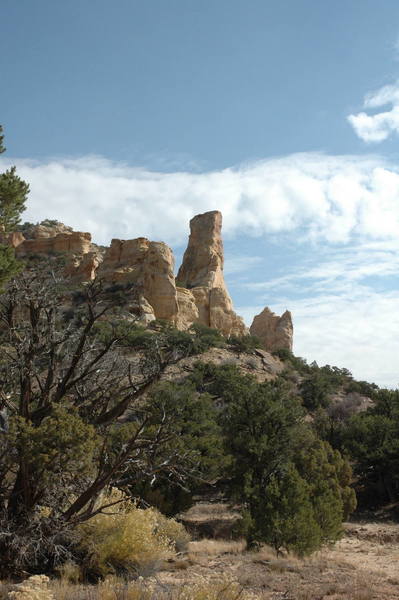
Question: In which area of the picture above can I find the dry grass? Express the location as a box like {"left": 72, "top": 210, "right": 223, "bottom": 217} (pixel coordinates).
{"left": 3, "top": 521, "right": 399, "bottom": 600}
{"left": 2, "top": 577, "right": 258, "bottom": 600}
{"left": 188, "top": 539, "right": 246, "bottom": 557}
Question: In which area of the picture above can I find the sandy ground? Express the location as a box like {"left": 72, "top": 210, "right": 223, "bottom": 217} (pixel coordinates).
{"left": 2, "top": 522, "right": 398, "bottom": 599}
{"left": 152, "top": 522, "right": 399, "bottom": 599}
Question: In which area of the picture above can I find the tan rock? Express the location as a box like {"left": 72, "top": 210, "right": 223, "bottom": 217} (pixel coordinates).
{"left": 23, "top": 221, "right": 73, "bottom": 239}
{"left": 175, "top": 287, "right": 199, "bottom": 329}
{"left": 250, "top": 307, "right": 293, "bottom": 352}
{"left": 65, "top": 250, "right": 103, "bottom": 282}
{"left": 0, "top": 231, "right": 25, "bottom": 248}
{"left": 177, "top": 210, "right": 226, "bottom": 290}
{"left": 97, "top": 238, "right": 178, "bottom": 321}
{"left": 177, "top": 211, "right": 247, "bottom": 336}
{"left": 16, "top": 231, "right": 92, "bottom": 256}
{"left": 3, "top": 212, "right": 293, "bottom": 346}
{"left": 7, "top": 575, "right": 54, "bottom": 600}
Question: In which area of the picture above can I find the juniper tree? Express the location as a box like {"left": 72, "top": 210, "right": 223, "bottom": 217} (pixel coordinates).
{"left": 189, "top": 363, "right": 356, "bottom": 555}
{"left": 0, "top": 125, "right": 29, "bottom": 288}
{"left": 0, "top": 265, "right": 204, "bottom": 575}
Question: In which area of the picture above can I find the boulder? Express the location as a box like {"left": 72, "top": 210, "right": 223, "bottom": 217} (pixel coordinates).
{"left": 250, "top": 307, "right": 293, "bottom": 352}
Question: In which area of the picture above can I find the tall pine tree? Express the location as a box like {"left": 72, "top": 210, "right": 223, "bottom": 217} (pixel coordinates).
{"left": 0, "top": 125, "right": 29, "bottom": 288}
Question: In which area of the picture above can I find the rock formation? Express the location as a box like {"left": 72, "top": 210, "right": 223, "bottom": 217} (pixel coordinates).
{"left": 97, "top": 237, "right": 178, "bottom": 322}
{"left": 15, "top": 230, "right": 92, "bottom": 256}
{"left": 3, "top": 213, "right": 293, "bottom": 346}
{"left": 250, "top": 307, "right": 293, "bottom": 352}
{"left": 176, "top": 211, "right": 247, "bottom": 336}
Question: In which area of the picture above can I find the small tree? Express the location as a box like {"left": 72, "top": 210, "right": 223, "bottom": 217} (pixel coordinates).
{"left": 0, "top": 265, "right": 199, "bottom": 575}
{"left": 0, "top": 125, "right": 29, "bottom": 288}
{"left": 191, "top": 363, "right": 356, "bottom": 555}
{"left": 344, "top": 389, "right": 399, "bottom": 507}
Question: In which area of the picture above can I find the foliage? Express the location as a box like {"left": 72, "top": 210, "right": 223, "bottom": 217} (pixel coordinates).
{"left": 227, "top": 334, "right": 263, "bottom": 354}
{"left": 273, "top": 348, "right": 310, "bottom": 374}
{"left": 0, "top": 165, "right": 30, "bottom": 233}
{"left": 343, "top": 388, "right": 399, "bottom": 507}
{"left": 0, "top": 268, "right": 206, "bottom": 576}
{"left": 95, "top": 318, "right": 225, "bottom": 359}
{"left": 78, "top": 490, "right": 187, "bottom": 578}
{"left": 134, "top": 381, "right": 227, "bottom": 515}
{"left": 0, "top": 125, "right": 29, "bottom": 288}
{"left": 0, "top": 242, "right": 23, "bottom": 288}
{"left": 299, "top": 364, "right": 353, "bottom": 411}
{"left": 189, "top": 363, "right": 355, "bottom": 555}
{"left": 345, "top": 379, "right": 379, "bottom": 399}
{"left": 0, "top": 125, "right": 4, "bottom": 154}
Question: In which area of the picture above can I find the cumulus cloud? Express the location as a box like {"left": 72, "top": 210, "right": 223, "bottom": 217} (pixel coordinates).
{"left": 239, "top": 240, "right": 399, "bottom": 388}
{"left": 348, "top": 81, "right": 399, "bottom": 142}
{"left": 2, "top": 152, "right": 399, "bottom": 246}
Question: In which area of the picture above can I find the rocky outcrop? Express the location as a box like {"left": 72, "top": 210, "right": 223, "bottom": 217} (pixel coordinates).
{"left": 97, "top": 237, "right": 178, "bottom": 321}
{"left": 0, "top": 230, "right": 25, "bottom": 248}
{"left": 250, "top": 307, "right": 293, "bottom": 352}
{"left": 4, "top": 215, "right": 293, "bottom": 344}
{"left": 176, "top": 211, "right": 247, "bottom": 336}
{"left": 16, "top": 231, "right": 92, "bottom": 256}
{"left": 22, "top": 221, "right": 73, "bottom": 239}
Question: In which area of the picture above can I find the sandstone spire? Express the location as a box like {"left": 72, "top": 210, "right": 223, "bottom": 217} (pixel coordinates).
{"left": 176, "top": 210, "right": 247, "bottom": 336}
{"left": 177, "top": 210, "right": 226, "bottom": 290}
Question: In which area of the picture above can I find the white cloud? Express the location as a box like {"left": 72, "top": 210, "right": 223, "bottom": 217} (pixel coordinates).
{"left": 2, "top": 152, "right": 399, "bottom": 246}
{"left": 240, "top": 289, "right": 399, "bottom": 389}
{"left": 223, "top": 255, "right": 263, "bottom": 276}
{"left": 240, "top": 241, "right": 399, "bottom": 388}
{"left": 348, "top": 81, "right": 399, "bottom": 142}
{"left": 2, "top": 151, "right": 399, "bottom": 388}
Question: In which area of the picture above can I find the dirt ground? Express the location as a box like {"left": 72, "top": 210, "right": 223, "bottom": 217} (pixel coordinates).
{"left": 152, "top": 522, "right": 399, "bottom": 599}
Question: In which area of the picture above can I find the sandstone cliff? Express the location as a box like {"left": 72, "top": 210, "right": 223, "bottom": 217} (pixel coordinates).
{"left": 5, "top": 213, "right": 293, "bottom": 348}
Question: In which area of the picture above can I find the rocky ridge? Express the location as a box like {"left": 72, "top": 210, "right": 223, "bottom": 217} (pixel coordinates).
{"left": 4, "top": 211, "right": 293, "bottom": 351}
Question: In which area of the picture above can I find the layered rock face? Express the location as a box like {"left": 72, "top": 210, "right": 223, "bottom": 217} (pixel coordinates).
{"left": 250, "top": 307, "right": 293, "bottom": 352}
{"left": 176, "top": 211, "right": 247, "bottom": 336}
{"left": 97, "top": 237, "right": 178, "bottom": 322}
{"left": 4, "top": 213, "right": 293, "bottom": 346}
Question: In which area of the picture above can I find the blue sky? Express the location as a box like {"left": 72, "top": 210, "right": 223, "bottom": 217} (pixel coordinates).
{"left": 1, "top": 0, "right": 399, "bottom": 387}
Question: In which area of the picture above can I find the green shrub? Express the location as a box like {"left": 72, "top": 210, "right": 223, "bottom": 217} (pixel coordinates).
{"left": 227, "top": 334, "right": 263, "bottom": 354}
{"left": 78, "top": 490, "right": 188, "bottom": 578}
{"left": 189, "top": 363, "right": 356, "bottom": 556}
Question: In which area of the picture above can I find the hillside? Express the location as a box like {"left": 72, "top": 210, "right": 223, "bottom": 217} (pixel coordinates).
{"left": 1, "top": 207, "right": 398, "bottom": 599}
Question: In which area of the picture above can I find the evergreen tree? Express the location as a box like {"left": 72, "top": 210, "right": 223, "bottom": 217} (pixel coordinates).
{"left": 190, "top": 363, "right": 356, "bottom": 555}
{"left": 344, "top": 388, "right": 399, "bottom": 507}
{"left": 0, "top": 125, "right": 29, "bottom": 288}
{"left": 0, "top": 125, "right": 5, "bottom": 154}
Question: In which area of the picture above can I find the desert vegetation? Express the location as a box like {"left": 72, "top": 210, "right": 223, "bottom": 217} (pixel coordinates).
{"left": 1, "top": 124, "right": 399, "bottom": 598}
